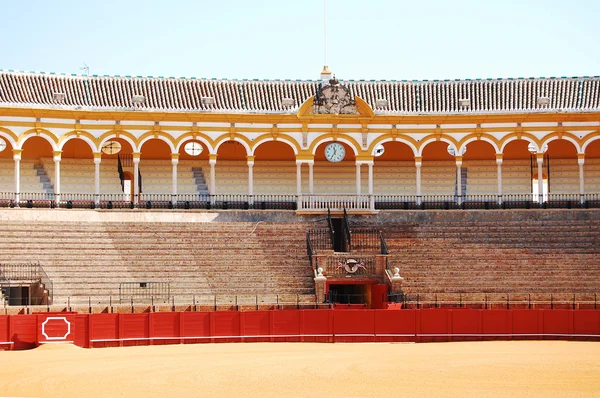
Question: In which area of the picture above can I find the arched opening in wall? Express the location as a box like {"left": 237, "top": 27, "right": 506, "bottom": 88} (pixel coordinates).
{"left": 139, "top": 139, "right": 172, "bottom": 197}
{"left": 420, "top": 141, "right": 454, "bottom": 196}
{"left": 313, "top": 141, "right": 356, "bottom": 194}
{"left": 584, "top": 139, "right": 600, "bottom": 194}
{"left": 215, "top": 140, "right": 249, "bottom": 195}
{"left": 462, "top": 140, "right": 497, "bottom": 197}
{"left": 502, "top": 139, "right": 532, "bottom": 196}
{"left": 372, "top": 141, "right": 415, "bottom": 195}
{"left": 178, "top": 139, "right": 209, "bottom": 196}
{"left": 60, "top": 138, "right": 94, "bottom": 200}
{"left": 21, "top": 136, "right": 54, "bottom": 196}
{"left": 0, "top": 137, "right": 15, "bottom": 195}
{"left": 545, "top": 139, "right": 578, "bottom": 197}
{"left": 101, "top": 137, "right": 134, "bottom": 197}
{"left": 253, "top": 141, "right": 296, "bottom": 196}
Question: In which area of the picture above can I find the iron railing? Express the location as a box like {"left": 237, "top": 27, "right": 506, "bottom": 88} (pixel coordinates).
{"left": 349, "top": 228, "right": 381, "bottom": 253}
{"left": 326, "top": 209, "right": 335, "bottom": 248}
{"left": 119, "top": 282, "right": 171, "bottom": 303}
{"left": 2, "top": 192, "right": 600, "bottom": 211}
{"left": 306, "top": 231, "right": 315, "bottom": 269}
{"left": 342, "top": 208, "right": 352, "bottom": 252}
{"left": 380, "top": 232, "right": 389, "bottom": 255}
{"left": 307, "top": 228, "right": 334, "bottom": 253}
{"left": 388, "top": 292, "right": 599, "bottom": 309}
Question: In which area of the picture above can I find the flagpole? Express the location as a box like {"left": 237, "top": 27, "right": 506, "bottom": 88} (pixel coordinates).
{"left": 324, "top": 0, "right": 328, "bottom": 67}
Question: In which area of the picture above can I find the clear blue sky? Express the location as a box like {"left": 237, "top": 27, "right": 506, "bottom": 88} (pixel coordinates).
{"left": 1, "top": 0, "right": 598, "bottom": 81}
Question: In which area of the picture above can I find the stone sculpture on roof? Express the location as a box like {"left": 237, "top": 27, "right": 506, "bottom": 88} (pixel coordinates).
{"left": 312, "top": 76, "right": 358, "bottom": 115}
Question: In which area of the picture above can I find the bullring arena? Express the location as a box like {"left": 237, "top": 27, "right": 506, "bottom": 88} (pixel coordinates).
{"left": 0, "top": 67, "right": 599, "bottom": 396}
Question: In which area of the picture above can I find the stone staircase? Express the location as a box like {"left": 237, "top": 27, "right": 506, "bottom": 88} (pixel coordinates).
{"left": 33, "top": 162, "right": 53, "bottom": 194}
{"left": 191, "top": 167, "right": 209, "bottom": 194}
{"left": 0, "top": 220, "right": 315, "bottom": 305}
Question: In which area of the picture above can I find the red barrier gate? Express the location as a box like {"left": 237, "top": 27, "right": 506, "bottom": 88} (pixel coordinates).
{"left": 1, "top": 309, "right": 598, "bottom": 350}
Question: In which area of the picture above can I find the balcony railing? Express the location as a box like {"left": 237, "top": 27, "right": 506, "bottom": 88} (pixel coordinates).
{"left": 1, "top": 192, "right": 599, "bottom": 211}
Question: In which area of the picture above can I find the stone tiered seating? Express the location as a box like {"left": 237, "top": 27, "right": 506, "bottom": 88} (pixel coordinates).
{"left": 381, "top": 210, "right": 600, "bottom": 298}
{"left": 0, "top": 159, "right": 45, "bottom": 194}
{"left": 0, "top": 219, "right": 315, "bottom": 305}
{"left": 137, "top": 159, "right": 203, "bottom": 195}
{"left": 41, "top": 158, "right": 122, "bottom": 196}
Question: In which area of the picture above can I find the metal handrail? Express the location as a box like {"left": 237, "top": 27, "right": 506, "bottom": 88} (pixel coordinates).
{"left": 342, "top": 208, "right": 352, "bottom": 252}
{"left": 327, "top": 208, "right": 335, "bottom": 249}
{"left": 1, "top": 192, "right": 599, "bottom": 211}
{"left": 380, "top": 232, "right": 389, "bottom": 255}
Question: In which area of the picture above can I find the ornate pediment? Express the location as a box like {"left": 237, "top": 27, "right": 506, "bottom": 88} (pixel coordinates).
{"left": 312, "top": 77, "right": 358, "bottom": 115}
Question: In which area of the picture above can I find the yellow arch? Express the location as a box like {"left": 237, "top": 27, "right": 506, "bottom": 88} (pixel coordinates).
{"left": 250, "top": 133, "right": 301, "bottom": 155}
{"left": 98, "top": 130, "right": 138, "bottom": 152}
{"left": 308, "top": 134, "right": 362, "bottom": 156}
{"left": 138, "top": 130, "right": 177, "bottom": 153}
{"left": 0, "top": 127, "right": 19, "bottom": 147}
{"left": 58, "top": 130, "right": 98, "bottom": 152}
{"left": 417, "top": 134, "right": 460, "bottom": 156}
{"left": 498, "top": 132, "right": 541, "bottom": 153}
{"left": 213, "top": 133, "right": 253, "bottom": 155}
{"left": 456, "top": 133, "right": 501, "bottom": 154}
{"left": 581, "top": 130, "right": 600, "bottom": 153}
{"left": 18, "top": 128, "right": 59, "bottom": 150}
{"left": 540, "top": 131, "right": 583, "bottom": 153}
{"left": 367, "top": 134, "right": 419, "bottom": 157}
{"left": 174, "top": 132, "right": 216, "bottom": 153}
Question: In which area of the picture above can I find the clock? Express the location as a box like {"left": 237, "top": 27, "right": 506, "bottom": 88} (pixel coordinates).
{"left": 324, "top": 142, "right": 345, "bottom": 163}
{"left": 0, "top": 138, "right": 6, "bottom": 153}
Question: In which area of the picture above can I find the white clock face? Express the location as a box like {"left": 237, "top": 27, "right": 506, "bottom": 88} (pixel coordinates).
{"left": 324, "top": 142, "right": 345, "bottom": 163}
{"left": 0, "top": 138, "right": 6, "bottom": 153}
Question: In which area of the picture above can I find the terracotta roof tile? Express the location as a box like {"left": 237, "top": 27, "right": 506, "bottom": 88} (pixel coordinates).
{"left": 0, "top": 70, "right": 599, "bottom": 114}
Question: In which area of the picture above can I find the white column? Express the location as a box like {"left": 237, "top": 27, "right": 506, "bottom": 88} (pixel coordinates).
{"left": 53, "top": 151, "right": 62, "bottom": 206}
{"left": 296, "top": 161, "right": 302, "bottom": 209}
{"left": 171, "top": 154, "right": 179, "bottom": 204}
{"left": 355, "top": 162, "right": 361, "bottom": 195}
{"left": 94, "top": 154, "right": 101, "bottom": 205}
{"left": 247, "top": 156, "right": 254, "bottom": 205}
{"left": 13, "top": 150, "right": 21, "bottom": 206}
{"left": 296, "top": 161, "right": 302, "bottom": 195}
{"left": 496, "top": 155, "right": 503, "bottom": 205}
{"left": 537, "top": 154, "right": 544, "bottom": 202}
{"left": 415, "top": 157, "right": 422, "bottom": 205}
{"left": 455, "top": 156, "right": 462, "bottom": 205}
{"left": 367, "top": 161, "right": 374, "bottom": 210}
{"left": 578, "top": 154, "right": 585, "bottom": 204}
{"left": 308, "top": 162, "right": 314, "bottom": 194}
{"left": 209, "top": 155, "right": 217, "bottom": 205}
{"left": 133, "top": 153, "right": 140, "bottom": 204}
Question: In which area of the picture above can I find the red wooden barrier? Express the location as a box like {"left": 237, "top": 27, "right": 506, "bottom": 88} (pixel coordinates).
{"left": 1, "top": 309, "right": 599, "bottom": 350}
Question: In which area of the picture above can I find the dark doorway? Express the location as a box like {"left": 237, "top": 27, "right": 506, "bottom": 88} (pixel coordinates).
{"left": 1, "top": 286, "right": 30, "bottom": 306}
{"left": 327, "top": 284, "right": 367, "bottom": 305}
{"left": 331, "top": 218, "right": 347, "bottom": 252}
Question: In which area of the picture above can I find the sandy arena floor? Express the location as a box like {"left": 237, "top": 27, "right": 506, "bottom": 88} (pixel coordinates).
{"left": 1, "top": 341, "right": 599, "bottom": 397}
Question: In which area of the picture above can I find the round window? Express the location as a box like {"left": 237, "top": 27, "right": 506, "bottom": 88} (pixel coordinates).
{"left": 374, "top": 144, "right": 385, "bottom": 157}
{"left": 0, "top": 138, "right": 6, "bottom": 153}
{"left": 101, "top": 140, "right": 122, "bottom": 155}
{"left": 184, "top": 141, "right": 203, "bottom": 156}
